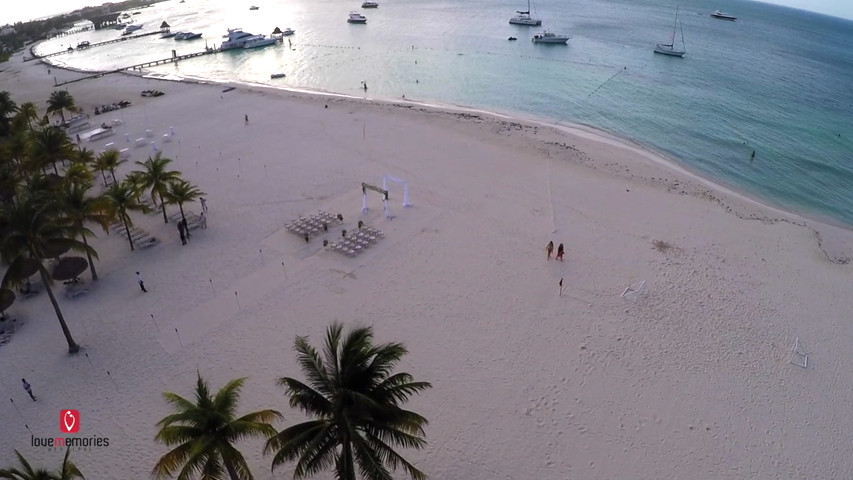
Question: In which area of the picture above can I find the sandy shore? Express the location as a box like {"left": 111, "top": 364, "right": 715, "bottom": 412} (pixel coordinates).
{"left": 1, "top": 50, "right": 853, "bottom": 478}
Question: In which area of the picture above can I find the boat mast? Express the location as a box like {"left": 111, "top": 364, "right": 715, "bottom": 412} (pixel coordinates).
{"left": 680, "top": 21, "right": 685, "bottom": 50}
{"left": 672, "top": 5, "right": 679, "bottom": 43}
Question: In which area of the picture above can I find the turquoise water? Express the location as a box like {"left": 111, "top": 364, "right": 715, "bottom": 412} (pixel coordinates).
{"left": 37, "top": 0, "right": 853, "bottom": 226}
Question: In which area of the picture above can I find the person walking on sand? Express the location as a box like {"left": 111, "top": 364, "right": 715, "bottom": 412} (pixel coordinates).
{"left": 244, "top": 114, "right": 249, "bottom": 125}
{"left": 21, "top": 378, "right": 36, "bottom": 401}
{"left": 182, "top": 218, "right": 191, "bottom": 239}
{"left": 136, "top": 271, "right": 147, "bottom": 293}
{"left": 199, "top": 212, "right": 207, "bottom": 229}
{"left": 546, "top": 241, "right": 554, "bottom": 260}
{"left": 556, "top": 243, "right": 565, "bottom": 261}
{"left": 200, "top": 196, "right": 208, "bottom": 212}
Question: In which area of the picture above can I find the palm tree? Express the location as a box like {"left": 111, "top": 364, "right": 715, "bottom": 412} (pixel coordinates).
{"left": 153, "top": 373, "right": 282, "bottom": 480}
{"left": 58, "top": 181, "right": 111, "bottom": 280}
{"left": 0, "top": 193, "right": 94, "bottom": 354}
{"left": 0, "top": 90, "right": 17, "bottom": 136}
{"left": 133, "top": 152, "right": 181, "bottom": 223}
{"left": 15, "top": 102, "right": 39, "bottom": 132}
{"left": 31, "top": 126, "right": 74, "bottom": 175}
{"left": 265, "top": 323, "right": 432, "bottom": 480}
{"left": 96, "top": 149, "right": 124, "bottom": 185}
{"left": 46, "top": 90, "right": 76, "bottom": 124}
{"left": 165, "top": 179, "right": 205, "bottom": 225}
{"left": 0, "top": 448, "right": 84, "bottom": 480}
{"left": 103, "top": 180, "right": 150, "bottom": 251}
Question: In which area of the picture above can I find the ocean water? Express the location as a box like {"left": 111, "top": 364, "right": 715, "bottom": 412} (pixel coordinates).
{"left": 36, "top": 0, "right": 853, "bottom": 226}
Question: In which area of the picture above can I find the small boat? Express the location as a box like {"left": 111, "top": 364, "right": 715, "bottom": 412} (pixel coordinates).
{"left": 249, "top": 5, "right": 259, "bottom": 10}
{"left": 509, "top": 0, "right": 542, "bottom": 26}
{"left": 115, "top": 23, "right": 127, "bottom": 30}
{"left": 281, "top": 28, "right": 295, "bottom": 36}
{"left": 654, "top": 5, "right": 686, "bottom": 57}
{"left": 348, "top": 12, "right": 367, "bottom": 23}
{"left": 121, "top": 13, "right": 131, "bottom": 19}
{"left": 124, "top": 24, "right": 144, "bottom": 33}
{"left": 710, "top": 10, "right": 737, "bottom": 20}
{"left": 76, "top": 41, "right": 90, "bottom": 48}
{"left": 532, "top": 31, "right": 570, "bottom": 44}
{"left": 508, "top": 36, "right": 517, "bottom": 41}
{"left": 270, "top": 73, "right": 286, "bottom": 79}
{"left": 181, "top": 32, "right": 202, "bottom": 40}
{"left": 362, "top": 1, "right": 379, "bottom": 8}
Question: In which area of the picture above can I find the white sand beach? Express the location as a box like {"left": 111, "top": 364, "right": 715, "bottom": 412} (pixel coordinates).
{"left": 1, "top": 50, "right": 853, "bottom": 478}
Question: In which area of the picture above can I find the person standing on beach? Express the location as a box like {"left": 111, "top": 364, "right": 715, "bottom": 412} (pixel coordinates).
{"left": 136, "top": 271, "right": 148, "bottom": 293}
{"left": 546, "top": 241, "right": 554, "bottom": 260}
{"left": 556, "top": 243, "right": 565, "bottom": 261}
{"left": 200, "top": 197, "right": 208, "bottom": 212}
{"left": 182, "top": 218, "right": 191, "bottom": 240}
{"left": 21, "top": 378, "right": 36, "bottom": 401}
{"left": 244, "top": 114, "right": 249, "bottom": 125}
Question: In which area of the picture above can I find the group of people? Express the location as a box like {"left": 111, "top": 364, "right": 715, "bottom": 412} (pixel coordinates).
{"left": 546, "top": 241, "right": 565, "bottom": 261}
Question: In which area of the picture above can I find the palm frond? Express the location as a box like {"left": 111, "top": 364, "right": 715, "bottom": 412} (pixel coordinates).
{"left": 277, "top": 377, "right": 333, "bottom": 417}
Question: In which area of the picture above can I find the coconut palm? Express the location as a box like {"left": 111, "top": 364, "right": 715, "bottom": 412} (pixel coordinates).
{"left": 153, "top": 373, "right": 282, "bottom": 480}
{"left": 103, "top": 179, "right": 150, "bottom": 251}
{"left": 133, "top": 152, "right": 181, "bottom": 223}
{"left": 31, "top": 126, "right": 74, "bottom": 175}
{"left": 165, "top": 179, "right": 205, "bottom": 225}
{"left": 58, "top": 181, "right": 111, "bottom": 280}
{"left": 0, "top": 193, "right": 95, "bottom": 354}
{"left": 0, "top": 448, "right": 84, "bottom": 480}
{"left": 46, "top": 90, "right": 76, "bottom": 124}
{"left": 0, "top": 91, "right": 17, "bottom": 136}
{"left": 15, "top": 102, "right": 39, "bottom": 132}
{"left": 265, "top": 323, "right": 432, "bottom": 480}
{"left": 95, "top": 149, "right": 124, "bottom": 185}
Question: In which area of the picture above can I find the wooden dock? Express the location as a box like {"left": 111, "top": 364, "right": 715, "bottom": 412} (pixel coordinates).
{"left": 53, "top": 49, "right": 220, "bottom": 87}
{"left": 25, "top": 31, "right": 163, "bottom": 62}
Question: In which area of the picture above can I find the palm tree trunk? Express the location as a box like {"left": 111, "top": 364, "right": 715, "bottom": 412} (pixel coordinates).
{"left": 179, "top": 203, "right": 186, "bottom": 225}
{"left": 81, "top": 233, "right": 98, "bottom": 280}
{"left": 110, "top": 168, "right": 117, "bottom": 184}
{"left": 159, "top": 191, "right": 168, "bottom": 223}
{"left": 38, "top": 268, "right": 80, "bottom": 354}
{"left": 100, "top": 169, "right": 108, "bottom": 186}
{"left": 121, "top": 212, "right": 134, "bottom": 251}
{"left": 223, "top": 459, "right": 241, "bottom": 480}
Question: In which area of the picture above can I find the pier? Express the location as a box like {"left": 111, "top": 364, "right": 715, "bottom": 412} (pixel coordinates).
{"left": 25, "top": 31, "right": 163, "bottom": 62}
{"left": 53, "top": 49, "right": 221, "bottom": 87}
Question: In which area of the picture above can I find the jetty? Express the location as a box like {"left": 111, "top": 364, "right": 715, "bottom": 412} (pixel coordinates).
{"left": 53, "top": 49, "right": 220, "bottom": 87}
{"left": 25, "top": 31, "right": 163, "bottom": 62}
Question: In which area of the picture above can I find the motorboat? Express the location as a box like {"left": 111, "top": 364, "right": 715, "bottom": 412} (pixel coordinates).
{"left": 77, "top": 41, "right": 91, "bottom": 48}
{"left": 508, "top": 36, "right": 517, "bottom": 41}
{"left": 124, "top": 24, "right": 143, "bottom": 34}
{"left": 362, "top": 1, "right": 379, "bottom": 8}
{"left": 509, "top": 0, "right": 542, "bottom": 26}
{"left": 221, "top": 28, "right": 270, "bottom": 50}
{"left": 710, "top": 10, "right": 737, "bottom": 20}
{"left": 176, "top": 32, "right": 202, "bottom": 40}
{"left": 348, "top": 12, "right": 367, "bottom": 23}
{"left": 270, "top": 73, "right": 286, "bottom": 79}
{"left": 243, "top": 35, "right": 279, "bottom": 49}
{"left": 281, "top": 28, "right": 295, "bottom": 36}
{"left": 249, "top": 5, "right": 259, "bottom": 10}
{"left": 532, "top": 31, "right": 570, "bottom": 44}
{"left": 654, "top": 5, "right": 686, "bottom": 57}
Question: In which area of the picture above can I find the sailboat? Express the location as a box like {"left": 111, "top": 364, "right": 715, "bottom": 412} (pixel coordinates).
{"left": 654, "top": 5, "right": 686, "bottom": 57}
{"left": 509, "top": 0, "right": 542, "bottom": 26}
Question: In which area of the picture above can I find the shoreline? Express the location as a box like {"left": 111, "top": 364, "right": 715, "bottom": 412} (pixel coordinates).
{"left": 34, "top": 47, "right": 853, "bottom": 241}
{"left": 28, "top": 51, "right": 853, "bottom": 263}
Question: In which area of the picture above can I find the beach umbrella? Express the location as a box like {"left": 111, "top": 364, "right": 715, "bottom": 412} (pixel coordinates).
{"left": 42, "top": 240, "right": 72, "bottom": 259}
{"left": 51, "top": 257, "right": 88, "bottom": 282}
{"left": 0, "top": 289, "right": 15, "bottom": 313}
{"left": 6, "top": 257, "right": 41, "bottom": 282}
{"left": 272, "top": 26, "right": 282, "bottom": 35}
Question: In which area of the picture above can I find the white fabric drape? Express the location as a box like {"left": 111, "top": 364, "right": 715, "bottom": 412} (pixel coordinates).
{"left": 383, "top": 175, "right": 411, "bottom": 207}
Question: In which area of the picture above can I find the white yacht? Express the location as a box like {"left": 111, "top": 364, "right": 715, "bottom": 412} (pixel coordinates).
{"left": 509, "top": 0, "right": 542, "bottom": 26}
{"left": 348, "top": 12, "right": 367, "bottom": 23}
{"left": 281, "top": 28, "right": 295, "bottom": 36}
{"left": 221, "top": 28, "right": 264, "bottom": 50}
{"left": 243, "top": 35, "right": 279, "bottom": 49}
{"left": 532, "top": 31, "right": 570, "bottom": 44}
{"left": 362, "top": 1, "right": 379, "bottom": 8}
{"left": 124, "top": 24, "right": 143, "bottom": 34}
